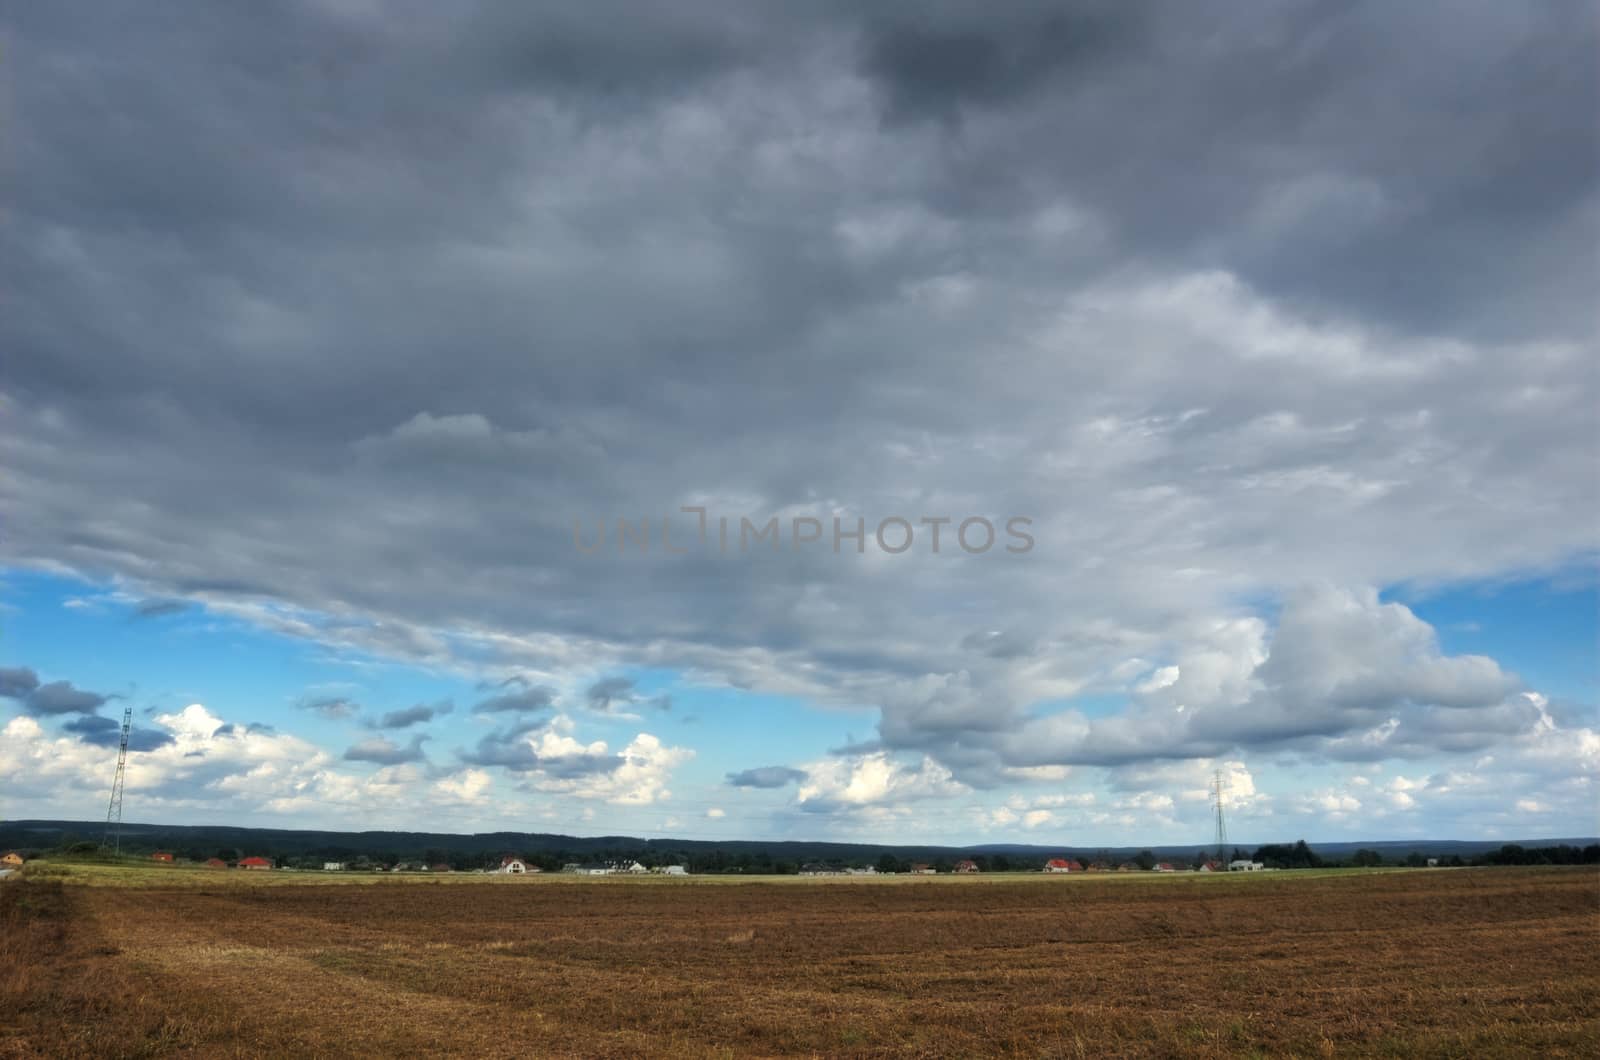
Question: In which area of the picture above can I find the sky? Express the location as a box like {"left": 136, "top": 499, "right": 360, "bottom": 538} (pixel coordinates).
{"left": 2, "top": 1, "right": 1596, "bottom": 847}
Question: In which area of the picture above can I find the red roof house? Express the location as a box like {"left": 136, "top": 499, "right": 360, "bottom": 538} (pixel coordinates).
{"left": 238, "top": 856, "right": 273, "bottom": 870}
{"left": 150, "top": 851, "right": 174, "bottom": 863}
{"left": 1044, "top": 858, "right": 1083, "bottom": 873}
{"left": 203, "top": 858, "right": 228, "bottom": 869}
{"left": 953, "top": 859, "right": 979, "bottom": 873}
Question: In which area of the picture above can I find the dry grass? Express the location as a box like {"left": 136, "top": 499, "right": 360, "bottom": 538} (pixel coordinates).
{"left": 3, "top": 866, "right": 1596, "bottom": 1057}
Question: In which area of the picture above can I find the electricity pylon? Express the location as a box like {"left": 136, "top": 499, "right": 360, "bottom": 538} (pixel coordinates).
{"left": 1210, "top": 768, "right": 1229, "bottom": 866}
{"left": 102, "top": 706, "right": 133, "bottom": 854}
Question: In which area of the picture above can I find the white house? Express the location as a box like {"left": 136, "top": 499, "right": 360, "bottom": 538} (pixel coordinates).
{"left": 1229, "top": 860, "right": 1264, "bottom": 872}
{"left": 322, "top": 861, "right": 345, "bottom": 872}
{"left": 499, "top": 856, "right": 530, "bottom": 874}
{"left": 659, "top": 864, "right": 689, "bottom": 876}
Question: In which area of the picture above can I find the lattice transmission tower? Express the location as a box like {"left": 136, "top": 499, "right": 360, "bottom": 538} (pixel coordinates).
{"left": 102, "top": 705, "right": 133, "bottom": 854}
{"left": 1203, "top": 778, "right": 1228, "bottom": 871}
{"left": 1210, "top": 768, "right": 1229, "bottom": 865}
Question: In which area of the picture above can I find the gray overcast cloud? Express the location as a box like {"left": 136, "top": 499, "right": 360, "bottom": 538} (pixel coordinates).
{"left": 1, "top": 2, "right": 1595, "bottom": 807}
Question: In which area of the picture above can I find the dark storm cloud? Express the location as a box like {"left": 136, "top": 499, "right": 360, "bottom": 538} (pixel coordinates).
{"left": 374, "top": 701, "right": 453, "bottom": 729}
{"left": 0, "top": 666, "right": 112, "bottom": 716}
{"left": 64, "top": 715, "right": 174, "bottom": 752}
{"left": 60, "top": 714, "right": 117, "bottom": 737}
{"left": 960, "top": 630, "right": 1035, "bottom": 660}
{"left": 0, "top": 2, "right": 1593, "bottom": 786}
{"left": 582, "top": 676, "right": 675, "bottom": 713}
{"left": 586, "top": 676, "right": 636, "bottom": 712}
{"left": 298, "top": 696, "right": 361, "bottom": 721}
{"left": 726, "top": 766, "right": 808, "bottom": 789}
{"left": 0, "top": 667, "right": 39, "bottom": 699}
{"left": 457, "top": 720, "right": 616, "bottom": 777}
{"left": 459, "top": 728, "right": 543, "bottom": 771}
{"left": 471, "top": 685, "right": 555, "bottom": 715}
{"left": 860, "top": 0, "right": 1147, "bottom": 121}
{"left": 343, "top": 734, "right": 429, "bottom": 766}
{"left": 527, "top": 751, "right": 617, "bottom": 779}
{"left": 132, "top": 598, "right": 190, "bottom": 619}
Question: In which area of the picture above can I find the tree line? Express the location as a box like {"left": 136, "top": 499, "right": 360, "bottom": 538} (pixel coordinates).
{"left": 28, "top": 835, "right": 1600, "bottom": 872}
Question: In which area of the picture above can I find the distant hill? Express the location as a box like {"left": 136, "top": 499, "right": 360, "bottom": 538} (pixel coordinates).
{"left": 4, "top": 819, "right": 1594, "bottom": 868}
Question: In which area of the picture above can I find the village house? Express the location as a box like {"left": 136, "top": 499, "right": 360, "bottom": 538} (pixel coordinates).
{"left": 323, "top": 861, "right": 345, "bottom": 872}
{"left": 1229, "top": 859, "right": 1265, "bottom": 872}
{"left": 658, "top": 864, "right": 688, "bottom": 876}
{"left": 1153, "top": 862, "right": 1177, "bottom": 872}
{"left": 907, "top": 863, "right": 937, "bottom": 875}
{"left": 800, "top": 863, "right": 845, "bottom": 876}
{"left": 204, "top": 858, "right": 228, "bottom": 869}
{"left": 237, "top": 856, "right": 273, "bottom": 871}
{"left": 430, "top": 863, "right": 453, "bottom": 873}
{"left": 1198, "top": 860, "right": 1224, "bottom": 873}
{"left": 953, "top": 859, "right": 980, "bottom": 874}
{"left": 1044, "top": 858, "right": 1082, "bottom": 873}
{"left": 150, "top": 851, "right": 174, "bottom": 863}
{"left": 498, "top": 856, "right": 530, "bottom": 874}
{"left": 1117, "top": 862, "right": 1140, "bottom": 872}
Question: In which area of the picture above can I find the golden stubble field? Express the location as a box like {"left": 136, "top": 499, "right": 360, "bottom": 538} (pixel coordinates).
{"left": 3, "top": 865, "right": 1596, "bottom": 1058}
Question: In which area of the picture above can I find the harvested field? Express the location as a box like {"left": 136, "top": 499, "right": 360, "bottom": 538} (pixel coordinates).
{"left": 3, "top": 866, "right": 1596, "bottom": 1057}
